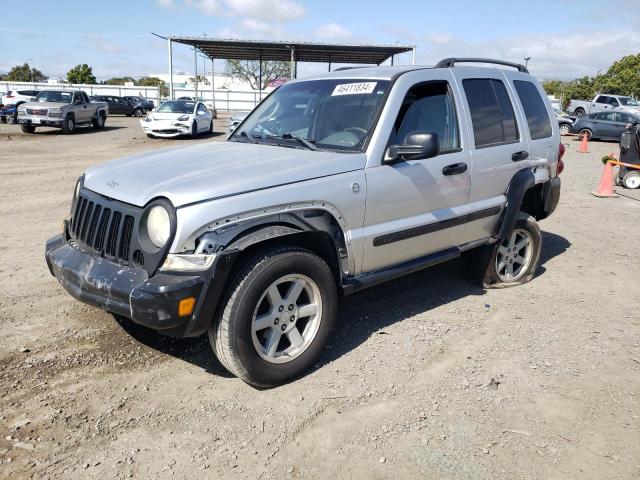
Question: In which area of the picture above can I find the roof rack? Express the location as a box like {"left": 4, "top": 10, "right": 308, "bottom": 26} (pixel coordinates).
{"left": 435, "top": 58, "right": 529, "bottom": 73}
{"left": 332, "top": 66, "right": 370, "bottom": 72}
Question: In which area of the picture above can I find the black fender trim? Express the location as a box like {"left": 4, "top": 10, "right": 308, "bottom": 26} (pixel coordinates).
{"left": 497, "top": 169, "right": 536, "bottom": 240}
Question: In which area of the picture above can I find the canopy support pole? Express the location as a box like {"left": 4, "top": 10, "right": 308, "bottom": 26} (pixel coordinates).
{"left": 290, "top": 47, "right": 295, "bottom": 79}
{"left": 168, "top": 38, "right": 174, "bottom": 100}
{"left": 211, "top": 57, "right": 215, "bottom": 114}
{"left": 258, "top": 50, "right": 263, "bottom": 101}
{"left": 411, "top": 47, "right": 416, "bottom": 65}
{"left": 194, "top": 46, "right": 198, "bottom": 99}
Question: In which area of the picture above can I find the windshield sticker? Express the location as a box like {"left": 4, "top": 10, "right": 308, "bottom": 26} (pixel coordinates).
{"left": 332, "top": 82, "right": 377, "bottom": 96}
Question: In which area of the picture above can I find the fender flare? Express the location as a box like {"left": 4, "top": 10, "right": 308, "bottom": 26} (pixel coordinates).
{"left": 497, "top": 169, "right": 535, "bottom": 240}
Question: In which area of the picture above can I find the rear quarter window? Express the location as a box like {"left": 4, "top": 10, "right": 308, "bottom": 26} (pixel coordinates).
{"left": 513, "top": 80, "right": 552, "bottom": 140}
{"left": 462, "top": 78, "right": 519, "bottom": 148}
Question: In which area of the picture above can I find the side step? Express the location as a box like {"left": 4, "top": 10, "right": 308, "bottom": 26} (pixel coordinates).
{"left": 342, "top": 247, "right": 461, "bottom": 295}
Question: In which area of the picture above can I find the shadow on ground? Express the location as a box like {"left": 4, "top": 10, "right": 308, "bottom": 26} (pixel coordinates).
{"left": 113, "top": 230, "right": 571, "bottom": 379}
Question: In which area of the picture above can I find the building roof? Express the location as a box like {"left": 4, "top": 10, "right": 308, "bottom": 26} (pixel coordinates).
{"left": 167, "top": 37, "right": 414, "bottom": 65}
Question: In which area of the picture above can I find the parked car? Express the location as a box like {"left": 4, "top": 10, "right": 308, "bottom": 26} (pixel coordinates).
{"left": 45, "top": 58, "right": 562, "bottom": 387}
{"left": 91, "top": 95, "right": 142, "bottom": 116}
{"left": 227, "top": 111, "right": 249, "bottom": 133}
{"left": 17, "top": 90, "right": 108, "bottom": 134}
{"left": 555, "top": 108, "right": 575, "bottom": 136}
{"left": 141, "top": 100, "right": 212, "bottom": 138}
{"left": 571, "top": 111, "right": 640, "bottom": 140}
{"left": 568, "top": 94, "right": 640, "bottom": 117}
{"left": 1, "top": 89, "right": 39, "bottom": 107}
{"left": 123, "top": 96, "right": 155, "bottom": 112}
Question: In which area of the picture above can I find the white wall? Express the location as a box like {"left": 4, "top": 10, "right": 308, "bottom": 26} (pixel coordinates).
{"left": 0, "top": 81, "right": 160, "bottom": 104}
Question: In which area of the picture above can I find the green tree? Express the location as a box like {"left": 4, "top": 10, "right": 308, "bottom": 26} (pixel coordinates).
{"left": 226, "top": 60, "right": 290, "bottom": 90}
{"left": 67, "top": 64, "right": 96, "bottom": 84}
{"left": 602, "top": 53, "right": 640, "bottom": 98}
{"left": 103, "top": 76, "right": 135, "bottom": 85}
{"left": 5, "top": 63, "right": 47, "bottom": 82}
{"left": 136, "top": 77, "right": 168, "bottom": 98}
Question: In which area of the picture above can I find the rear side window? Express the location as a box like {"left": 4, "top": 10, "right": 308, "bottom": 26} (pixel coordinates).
{"left": 462, "top": 79, "right": 518, "bottom": 148}
{"left": 513, "top": 80, "right": 552, "bottom": 140}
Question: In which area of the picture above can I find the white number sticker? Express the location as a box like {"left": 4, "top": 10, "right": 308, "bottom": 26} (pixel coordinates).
{"left": 331, "top": 82, "right": 377, "bottom": 96}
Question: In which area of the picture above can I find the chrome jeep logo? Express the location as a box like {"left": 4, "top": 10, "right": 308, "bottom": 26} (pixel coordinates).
{"left": 106, "top": 180, "right": 119, "bottom": 189}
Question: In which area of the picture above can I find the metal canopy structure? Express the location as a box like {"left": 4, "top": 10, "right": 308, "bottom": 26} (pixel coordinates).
{"left": 156, "top": 34, "right": 416, "bottom": 101}
{"left": 168, "top": 37, "right": 414, "bottom": 65}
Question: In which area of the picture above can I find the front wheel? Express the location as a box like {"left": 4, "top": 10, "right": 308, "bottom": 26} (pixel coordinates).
{"left": 622, "top": 171, "right": 640, "bottom": 189}
{"left": 467, "top": 212, "right": 542, "bottom": 288}
{"left": 191, "top": 121, "right": 199, "bottom": 138}
{"left": 62, "top": 115, "right": 75, "bottom": 134}
{"left": 134, "top": 107, "right": 145, "bottom": 117}
{"left": 21, "top": 124, "right": 36, "bottom": 134}
{"left": 559, "top": 124, "right": 571, "bottom": 136}
{"left": 209, "top": 246, "right": 338, "bottom": 387}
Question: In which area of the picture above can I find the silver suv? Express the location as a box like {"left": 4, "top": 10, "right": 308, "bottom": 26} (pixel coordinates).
{"left": 45, "top": 58, "right": 563, "bottom": 387}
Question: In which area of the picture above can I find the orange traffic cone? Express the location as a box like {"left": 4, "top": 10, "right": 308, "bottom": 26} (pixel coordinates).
{"left": 592, "top": 160, "right": 618, "bottom": 198}
{"left": 578, "top": 131, "right": 589, "bottom": 153}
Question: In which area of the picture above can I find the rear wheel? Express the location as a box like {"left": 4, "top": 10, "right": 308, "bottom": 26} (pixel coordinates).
{"left": 622, "top": 171, "right": 640, "bottom": 189}
{"left": 209, "top": 246, "right": 338, "bottom": 387}
{"left": 579, "top": 128, "right": 592, "bottom": 140}
{"left": 92, "top": 112, "right": 106, "bottom": 129}
{"left": 62, "top": 115, "right": 75, "bottom": 134}
{"left": 467, "top": 212, "right": 541, "bottom": 288}
{"left": 21, "top": 124, "right": 36, "bottom": 134}
{"left": 574, "top": 107, "right": 586, "bottom": 117}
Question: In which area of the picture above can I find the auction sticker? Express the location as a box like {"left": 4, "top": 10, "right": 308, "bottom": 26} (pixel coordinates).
{"left": 332, "top": 82, "right": 377, "bottom": 96}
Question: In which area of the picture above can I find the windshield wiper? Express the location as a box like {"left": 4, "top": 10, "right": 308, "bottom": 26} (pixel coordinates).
{"left": 238, "top": 130, "right": 258, "bottom": 144}
{"left": 281, "top": 133, "right": 317, "bottom": 151}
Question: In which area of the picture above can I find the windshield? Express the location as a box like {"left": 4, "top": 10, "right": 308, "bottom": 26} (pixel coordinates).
{"left": 157, "top": 101, "right": 194, "bottom": 114}
{"left": 34, "top": 91, "right": 73, "bottom": 103}
{"left": 619, "top": 97, "right": 639, "bottom": 106}
{"left": 231, "top": 79, "right": 390, "bottom": 152}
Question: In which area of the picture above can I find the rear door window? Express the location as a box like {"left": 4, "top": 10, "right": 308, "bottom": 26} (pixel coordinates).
{"left": 462, "top": 78, "right": 518, "bottom": 148}
{"left": 513, "top": 80, "right": 552, "bottom": 140}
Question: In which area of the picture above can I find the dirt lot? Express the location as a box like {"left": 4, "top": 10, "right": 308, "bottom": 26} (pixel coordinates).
{"left": 0, "top": 116, "right": 639, "bottom": 480}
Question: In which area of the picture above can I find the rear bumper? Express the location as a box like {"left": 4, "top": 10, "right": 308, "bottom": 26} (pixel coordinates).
{"left": 45, "top": 235, "right": 237, "bottom": 337}
{"left": 543, "top": 177, "right": 561, "bottom": 218}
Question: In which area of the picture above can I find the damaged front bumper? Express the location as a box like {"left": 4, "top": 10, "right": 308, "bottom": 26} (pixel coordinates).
{"left": 44, "top": 235, "right": 237, "bottom": 337}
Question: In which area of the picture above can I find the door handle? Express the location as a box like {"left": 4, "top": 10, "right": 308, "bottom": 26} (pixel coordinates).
{"left": 442, "top": 162, "right": 468, "bottom": 176}
{"left": 512, "top": 151, "right": 529, "bottom": 162}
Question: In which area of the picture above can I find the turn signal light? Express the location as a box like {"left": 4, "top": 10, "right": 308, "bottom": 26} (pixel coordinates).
{"left": 178, "top": 297, "right": 196, "bottom": 317}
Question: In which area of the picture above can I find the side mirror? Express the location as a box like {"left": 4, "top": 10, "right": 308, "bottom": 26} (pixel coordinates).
{"left": 386, "top": 132, "right": 439, "bottom": 163}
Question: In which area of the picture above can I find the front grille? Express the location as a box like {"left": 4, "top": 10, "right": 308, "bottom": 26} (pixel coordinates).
{"left": 26, "top": 108, "right": 47, "bottom": 116}
{"left": 70, "top": 191, "right": 137, "bottom": 263}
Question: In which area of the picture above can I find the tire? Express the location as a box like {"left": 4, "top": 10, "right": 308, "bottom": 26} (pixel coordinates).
{"left": 209, "top": 246, "right": 338, "bottom": 387}
{"left": 467, "top": 212, "right": 542, "bottom": 289}
{"left": 62, "top": 115, "right": 75, "bottom": 134}
{"left": 21, "top": 124, "right": 35, "bottom": 134}
{"left": 92, "top": 112, "right": 106, "bottom": 130}
{"left": 574, "top": 108, "right": 586, "bottom": 117}
{"left": 579, "top": 128, "right": 592, "bottom": 140}
{"left": 191, "top": 121, "right": 198, "bottom": 138}
{"left": 559, "top": 123, "right": 571, "bottom": 136}
{"left": 146, "top": 133, "right": 156, "bottom": 139}
{"left": 208, "top": 120, "right": 213, "bottom": 133}
{"left": 134, "top": 108, "right": 144, "bottom": 117}
{"left": 622, "top": 171, "right": 640, "bottom": 189}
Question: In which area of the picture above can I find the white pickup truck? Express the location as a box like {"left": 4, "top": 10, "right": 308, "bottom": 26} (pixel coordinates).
{"left": 568, "top": 94, "right": 640, "bottom": 117}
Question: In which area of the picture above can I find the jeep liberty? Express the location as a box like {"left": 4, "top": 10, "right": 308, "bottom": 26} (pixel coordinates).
{"left": 45, "top": 58, "right": 563, "bottom": 387}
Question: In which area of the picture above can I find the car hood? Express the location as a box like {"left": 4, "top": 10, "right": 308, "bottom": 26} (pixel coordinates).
{"left": 84, "top": 141, "right": 366, "bottom": 207}
{"left": 22, "top": 101, "right": 70, "bottom": 109}
{"left": 148, "top": 112, "right": 192, "bottom": 121}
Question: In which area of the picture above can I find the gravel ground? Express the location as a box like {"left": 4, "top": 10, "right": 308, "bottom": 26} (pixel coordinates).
{"left": 0, "top": 116, "right": 639, "bottom": 479}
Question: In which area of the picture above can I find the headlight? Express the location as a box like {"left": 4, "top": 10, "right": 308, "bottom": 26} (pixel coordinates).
{"left": 144, "top": 115, "right": 153, "bottom": 122}
{"left": 49, "top": 109, "right": 62, "bottom": 118}
{"left": 161, "top": 254, "right": 216, "bottom": 272}
{"left": 147, "top": 205, "right": 171, "bottom": 248}
{"left": 177, "top": 115, "right": 189, "bottom": 121}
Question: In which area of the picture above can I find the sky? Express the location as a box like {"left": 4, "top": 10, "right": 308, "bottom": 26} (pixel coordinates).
{"left": 2, "top": 0, "right": 639, "bottom": 82}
